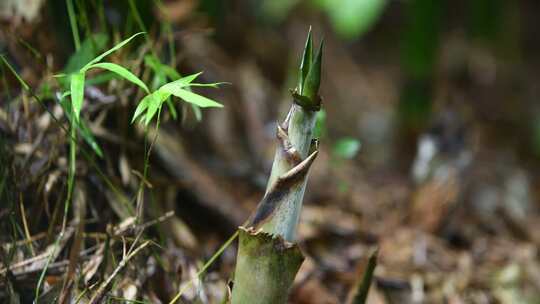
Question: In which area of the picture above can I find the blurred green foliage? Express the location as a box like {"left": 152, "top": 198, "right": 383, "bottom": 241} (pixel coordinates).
{"left": 259, "top": 0, "right": 387, "bottom": 40}
{"left": 333, "top": 137, "right": 361, "bottom": 159}
{"left": 398, "top": 0, "right": 442, "bottom": 133}
{"left": 313, "top": 0, "right": 387, "bottom": 40}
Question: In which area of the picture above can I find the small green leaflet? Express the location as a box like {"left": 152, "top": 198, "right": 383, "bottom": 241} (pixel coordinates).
{"left": 87, "top": 62, "right": 149, "bottom": 93}
{"left": 132, "top": 91, "right": 170, "bottom": 125}
{"left": 82, "top": 32, "right": 145, "bottom": 71}
{"left": 132, "top": 72, "right": 224, "bottom": 125}
{"left": 132, "top": 94, "right": 151, "bottom": 123}
{"left": 144, "top": 54, "right": 202, "bottom": 121}
{"left": 59, "top": 91, "right": 104, "bottom": 157}
{"left": 145, "top": 91, "right": 170, "bottom": 125}
{"left": 161, "top": 87, "right": 223, "bottom": 108}
{"left": 70, "top": 32, "right": 145, "bottom": 126}
{"left": 70, "top": 72, "right": 85, "bottom": 122}
{"left": 159, "top": 72, "right": 202, "bottom": 91}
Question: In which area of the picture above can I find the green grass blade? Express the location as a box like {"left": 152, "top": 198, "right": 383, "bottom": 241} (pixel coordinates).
{"left": 187, "top": 82, "right": 228, "bottom": 88}
{"left": 0, "top": 54, "right": 30, "bottom": 90}
{"left": 88, "top": 62, "right": 149, "bottom": 93}
{"left": 82, "top": 32, "right": 145, "bottom": 71}
{"left": 158, "top": 72, "right": 203, "bottom": 91}
{"left": 164, "top": 88, "right": 223, "bottom": 108}
{"left": 132, "top": 94, "right": 152, "bottom": 123}
{"left": 158, "top": 74, "right": 224, "bottom": 109}
{"left": 70, "top": 72, "right": 85, "bottom": 121}
{"left": 66, "top": 0, "right": 81, "bottom": 50}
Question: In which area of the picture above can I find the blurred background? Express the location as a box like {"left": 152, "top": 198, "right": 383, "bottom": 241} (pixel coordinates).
{"left": 2, "top": 0, "right": 540, "bottom": 303}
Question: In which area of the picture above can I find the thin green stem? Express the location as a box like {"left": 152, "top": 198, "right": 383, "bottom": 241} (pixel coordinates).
{"left": 128, "top": 0, "right": 151, "bottom": 46}
{"left": 352, "top": 250, "right": 378, "bottom": 304}
{"left": 34, "top": 230, "right": 64, "bottom": 303}
{"left": 65, "top": 111, "right": 77, "bottom": 231}
{"left": 66, "top": 0, "right": 81, "bottom": 51}
{"left": 136, "top": 106, "right": 162, "bottom": 222}
{"left": 25, "top": 15, "right": 80, "bottom": 294}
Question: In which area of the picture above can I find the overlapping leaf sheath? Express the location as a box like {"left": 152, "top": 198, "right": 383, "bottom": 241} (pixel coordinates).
{"left": 231, "top": 227, "right": 304, "bottom": 304}
{"left": 231, "top": 29, "right": 323, "bottom": 304}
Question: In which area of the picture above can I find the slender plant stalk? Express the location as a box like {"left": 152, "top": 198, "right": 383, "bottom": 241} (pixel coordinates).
{"left": 351, "top": 249, "right": 378, "bottom": 304}
{"left": 66, "top": 0, "right": 81, "bottom": 50}
{"left": 231, "top": 29, "right": 323, "bottom": 304}
{"left": 35, "top": 3, "right": 81, "bottom": 300}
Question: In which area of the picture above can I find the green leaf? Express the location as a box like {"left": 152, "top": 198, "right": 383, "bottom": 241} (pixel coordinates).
{"left": 132, "top": 91, "right": 171, "bottom": 125}
{"left": 303, "top": 39, "right": 323, "bottom": 101}
{"left": 144, "top": 57, "right": 216, "bottom": 121}
{"left": 59, "top": 93, "right": 103, "bottom": 157}
{"left": 187, "top": 82, "right": 228, "bottom": 88}
{"left": 158, "top": 74, "right": 224, "bottom": 108}
{"left": 70, "top": 72, "right": 85, "bottom": 121}
{"left": 298, "top": 27, "right": 313, "bottom": 93}
{"left": 333, "top": 137, "right": 361, "bottom": 159}
{"left": 82, "top": 32, "right": 145, "bottom": 71}
{"left": 160, "top": 86, "right": 223, "bottom": 108}
{"left": 145, "top": 91, "right": 171, "bottom": 125}
{"left": 88, "top": 62, "right": 149, "bottom": 93}
{"left": 78, "top": 119, "right": 104, "bottom": 158}
{"left": 159, "top": 72, "right": 203, "bottom": 92}
{"left": 132, "top": 94, "right": 151, "bottom": 123}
